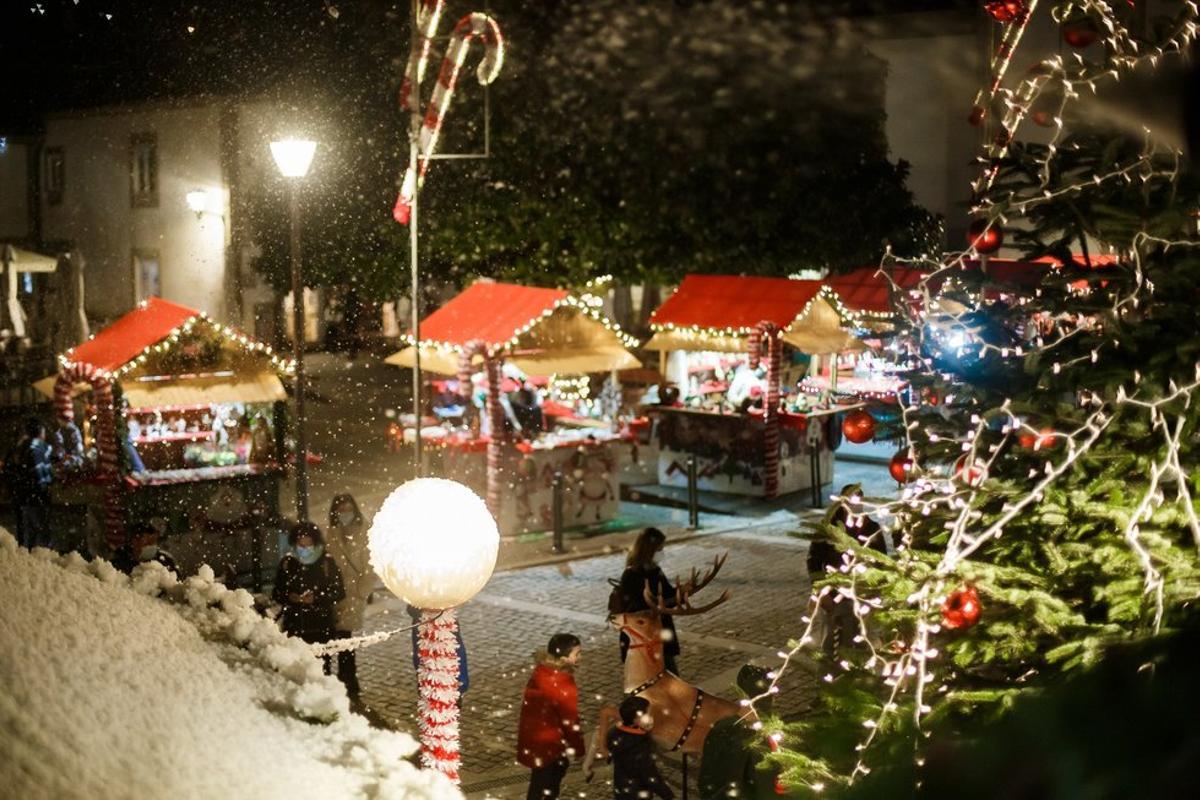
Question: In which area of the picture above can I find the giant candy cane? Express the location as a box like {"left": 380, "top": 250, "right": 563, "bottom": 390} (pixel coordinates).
{"left": 55, "top": 362, "right": 124, "bottom": 549}
{"left": 393, "top": 12, "right": 505, "bottom": 225}
{"left": 747, "top": 322, "right": 782, "bottom": 499}
{"left": 398, "top": 0, "right": 447, "bottom": 115}
{"left": 459, "top": 341, "right": 505, "bottom": 517}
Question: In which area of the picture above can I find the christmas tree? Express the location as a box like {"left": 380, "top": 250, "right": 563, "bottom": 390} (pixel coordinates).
{"left": 764, "top": 2, "right": 1200, "bottom": 795}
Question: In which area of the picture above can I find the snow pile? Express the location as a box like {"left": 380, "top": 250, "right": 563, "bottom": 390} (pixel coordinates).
{"left": 0, "top": 530, "right": 459, "bottom": 800}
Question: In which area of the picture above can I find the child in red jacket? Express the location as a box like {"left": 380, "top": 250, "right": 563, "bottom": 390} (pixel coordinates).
{"left": 517, "top": 633, "right": 585, "bottom": 800}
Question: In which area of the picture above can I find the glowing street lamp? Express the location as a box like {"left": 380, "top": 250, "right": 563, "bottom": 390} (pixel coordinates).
{"left": 270, "top": 137, "right": 317, "bottom": 521}
{"left": 368, "top": 478, "right": 499, "bottom": 784}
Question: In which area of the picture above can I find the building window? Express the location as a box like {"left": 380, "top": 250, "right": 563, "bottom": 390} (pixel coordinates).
{"left": 130, "top": 133, "right": 158, "bottom": 208}
{"left": 133, "top": 250, "right": 161, "bottom": 302}
{"left": 44, "top": 147, "right": 65, "bottom": 206}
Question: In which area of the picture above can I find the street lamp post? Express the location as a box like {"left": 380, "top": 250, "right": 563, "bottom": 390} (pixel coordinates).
{"left": 270, "top": 138, "right": 318, "bottom": 522}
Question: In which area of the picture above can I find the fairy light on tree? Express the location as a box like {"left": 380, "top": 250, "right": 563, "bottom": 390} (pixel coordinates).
{"left": 758, "top": 1, "right": 1200, "bottom": 793}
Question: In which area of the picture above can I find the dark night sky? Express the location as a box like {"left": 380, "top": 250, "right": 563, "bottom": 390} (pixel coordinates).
{"left": 0, "top": 0, "right": 979, "bottom": 132}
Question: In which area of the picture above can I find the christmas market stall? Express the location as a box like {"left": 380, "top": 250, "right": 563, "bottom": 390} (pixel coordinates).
{"left": 35, "top": 298, "right": 291, "bottom": 583}
{"left": 794, "top": 265, "right": 928, "bottom": 405}
{"left": 386, "top": 281, "right": 642, "bottom": 535}
{"left": 643, "top": 274, "right": 867, "bottom": 500}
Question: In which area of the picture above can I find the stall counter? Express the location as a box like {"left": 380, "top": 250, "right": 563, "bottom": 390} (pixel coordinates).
{"left": 651, "top": 405, "right": 849, "bottom": 502}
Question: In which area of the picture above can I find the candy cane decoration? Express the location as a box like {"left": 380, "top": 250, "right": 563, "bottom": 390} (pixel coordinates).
{"left": 55, "top": 361, "right": 124, "bottom": 549}
{"left": 397, "top": 0, "right": 447, "bottom": 115}
{"left": 968, "top": 0, "right": 1038, "bottom": 131}
{"left": 747, "top": 321, "right": 782, "bottom": 499}
{"left": 393, "top": 12, "right": 505, "bottom": 225}
{"left": 416, "top": 608, "right": 462, "bottom": 782}
{"left": 459, "top": 340, "right": 505, "bottom": 516}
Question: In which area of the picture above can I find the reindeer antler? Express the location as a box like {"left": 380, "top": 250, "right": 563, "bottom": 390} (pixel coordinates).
{"left": 643, "top": 553, "right": 731, "bottom": 617}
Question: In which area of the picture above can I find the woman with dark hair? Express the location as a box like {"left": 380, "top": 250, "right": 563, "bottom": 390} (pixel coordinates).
{"left": 618, "top": 527, "right": 681, "bottom": 675}
{"left": 273, "top": 521, "right": 345, "bottom": 672}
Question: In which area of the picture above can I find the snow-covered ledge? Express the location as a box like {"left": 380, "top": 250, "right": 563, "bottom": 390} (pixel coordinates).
{"left": 0, "top": 529, "right": 460, "bottom": 800}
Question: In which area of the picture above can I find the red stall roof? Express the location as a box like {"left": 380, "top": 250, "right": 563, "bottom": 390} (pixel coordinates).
{"left": 64, "top": 297, "right": 201, "bottom": 372}
{"left": 418, "top": 282, "right": 571, "bottom": 347}
{"left": 650, "top": 275, "right": 824, "bottom": 332}
{"left": 826, "top": 267, "right": 928, "bottom": 315}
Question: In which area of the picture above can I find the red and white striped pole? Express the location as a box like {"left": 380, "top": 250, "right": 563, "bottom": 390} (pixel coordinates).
{"left": 416, "top": 608, "right": 462, "bottom": 782}
{"left": 747, "top": 322, "right": 782, "bottom": 499}
{"left": 459, "top": 341, "right": 505, "bottom": 517}
{"left": 55, "top": 362, "right": 123, "bottom": 549}
{"left": 393, "top": 12, "right": 504, "bottom": 225}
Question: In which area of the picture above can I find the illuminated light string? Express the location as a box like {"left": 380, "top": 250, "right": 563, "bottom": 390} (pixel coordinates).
{"left": 973, "top": 1, "right": 1198, "bottom": 200}
{"left": 747, "top": 1, "right": 1200, "bottom": 784}
{"left": 59, "top": 312, "right": 295, "bottom": 383}
{"left": 650, "top": 286, "right": 872, "bottom": 340}
{"left": 401, "top": 293, "right": 642, "bottom": 354}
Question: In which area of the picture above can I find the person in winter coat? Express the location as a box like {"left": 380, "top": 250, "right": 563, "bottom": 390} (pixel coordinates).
{"left": 325, "top": 493, "right": 373, "bottom": 696}
{"left": 618, "top": 528, "right": 681, "bottom": 675}
{"left": 273, "top": 521, "right": 345, "bottom": 673}
{"left": 807, "top": 484, "right": 885, "bottom": 658}
{"left": 6, "top": 417, "right": 55, "bottom": 550}
{"left": 607, "top": 695, "right": 674, "bottom": 800}
{"left": 698, "top": 665, "right": 783, "bottom": 800}
{"left": 517, "top": 633, "right": 586, "bottom": 800}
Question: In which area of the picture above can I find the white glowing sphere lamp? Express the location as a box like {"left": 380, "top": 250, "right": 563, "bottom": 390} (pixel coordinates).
{"left": 368, "top": 478, "right": 499, "bottom": 610}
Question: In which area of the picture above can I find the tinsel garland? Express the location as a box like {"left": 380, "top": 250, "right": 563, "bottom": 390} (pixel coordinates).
{"left": 417, "top": 608, "right": 462, "bottom": 783}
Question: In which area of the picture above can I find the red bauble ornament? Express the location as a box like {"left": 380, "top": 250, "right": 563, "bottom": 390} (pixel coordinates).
{"left": 1031, "top": 109, "right": 1055, "bottom": 127}
{"left": 984, "top": 0, "right": 1027, "bottom": 23}
{"left": 941, "top": 586, "right": 982, "bottom": 630}
{"left": 889, "top": 451, "right": 915, "bottom": 484}
{"left": 1062, "top": 18, "right": 1099, "bottom": 48}
{"left": 967, "top": 104, "right": 987, "bottom": 127}
{"left": 967, "top": 219, "right": 1004, "bottom": 254}
{"left": 954, "top": 454, "right": 987, "bottom": 487}
{"left": 842, "top": 410, "right": 876, "bottom": 444}
{"left": 1018, "top": 428, "right": 1058, "bottom": 450}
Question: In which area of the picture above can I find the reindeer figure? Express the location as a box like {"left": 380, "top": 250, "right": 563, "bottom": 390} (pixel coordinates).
{"left": 587, "top": 554, "right": 741, "bottom": 774}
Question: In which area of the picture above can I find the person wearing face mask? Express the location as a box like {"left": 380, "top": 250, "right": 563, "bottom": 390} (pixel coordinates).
{"left": 273, "top": 521, "right": 345, "bottom": 672}
{"left": 111, "top": 521, "right": 178, "bottom": 575}
{"left": 325, "top": 493, "right": 373, "bottom": 697}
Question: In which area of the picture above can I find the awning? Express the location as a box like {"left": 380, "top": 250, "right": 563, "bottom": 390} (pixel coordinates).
{"left": 386, "top": 346, "right": 464, "bottom": 376}
{"left": 508, "top": 347, "right": 640, "bottom": 375}
{"left": 122, "top": 371, "right": 286, "bottom": 409}
{"left": 387, "top": 344, "right": 640, "bottom": 376}
{"left": 33, "top": 370, "right": 287, "bottom": 408}
{"left": 642, "top": 330, "right": 747, "bottom": 353}
{"left": 782, "top": 296, "right": 867, "bottom": 354}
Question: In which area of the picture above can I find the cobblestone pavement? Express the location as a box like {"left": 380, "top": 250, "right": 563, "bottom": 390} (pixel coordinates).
{"left": 354, "top": 522, "right": 820, "bottom": 798}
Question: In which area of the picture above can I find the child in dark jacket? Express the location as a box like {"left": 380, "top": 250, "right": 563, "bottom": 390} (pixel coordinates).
{"left": 607, "top": 696, "right": 674, "bottom": 800}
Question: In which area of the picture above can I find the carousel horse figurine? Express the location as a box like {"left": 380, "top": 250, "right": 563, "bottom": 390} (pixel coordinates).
{"left": 587, "top": 554, "right": 741, "bottom": 775}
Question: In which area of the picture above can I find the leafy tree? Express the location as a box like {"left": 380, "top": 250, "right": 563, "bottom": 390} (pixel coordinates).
{"left": 420, "top": 0, "right": 939, "bottom": 287}
{"left": 765, "top": 2, "right": 1200, "bottom": 795}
